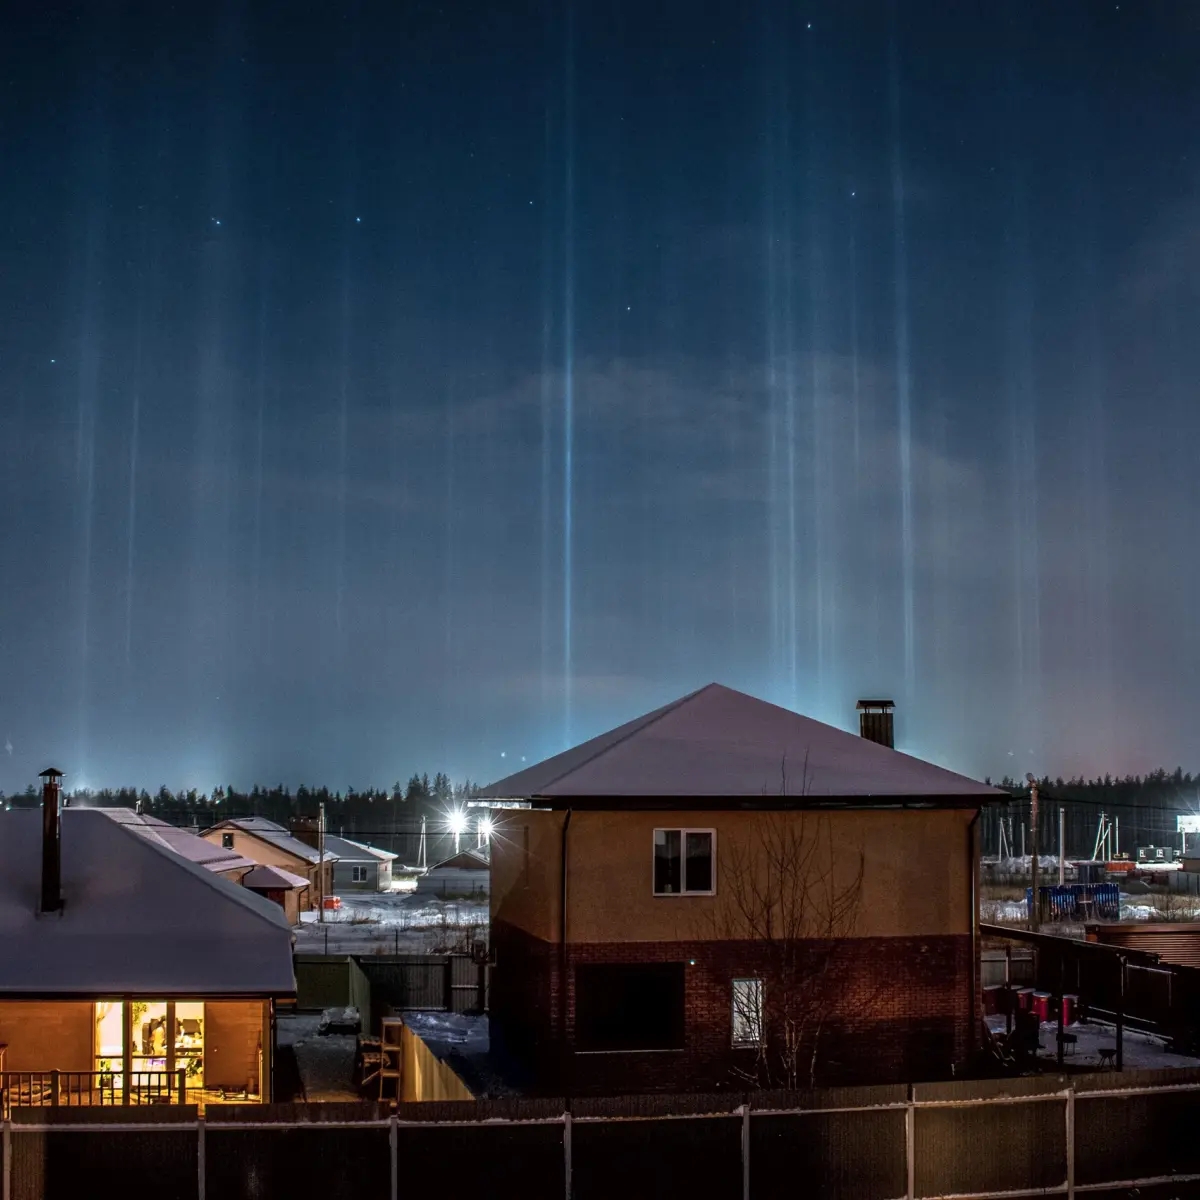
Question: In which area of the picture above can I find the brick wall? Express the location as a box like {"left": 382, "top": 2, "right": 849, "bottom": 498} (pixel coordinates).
{"left": 491, "top": 926, "right": 974, "bottom": 1095}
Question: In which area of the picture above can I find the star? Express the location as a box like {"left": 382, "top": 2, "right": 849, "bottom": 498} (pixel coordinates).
{"left": 212, "top": 218, "right": 221, "bottom": 226}
{"left": 355, "top": 216, "right": 361, "bottom": 223}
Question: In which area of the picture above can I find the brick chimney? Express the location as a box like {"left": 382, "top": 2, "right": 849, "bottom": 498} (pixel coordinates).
{"left": 39, "top": 767, "right": 65, "bottom": 914}
{"left": 856, "top": 700, "right": 895, "bottom": 750}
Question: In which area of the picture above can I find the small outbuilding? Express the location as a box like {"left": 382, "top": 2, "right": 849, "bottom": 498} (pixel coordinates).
{"left": 416, "top": 850, "right": 490, "bottom": 898}
{"left": 240, "top": 865, "right": 311, "bottom": 926}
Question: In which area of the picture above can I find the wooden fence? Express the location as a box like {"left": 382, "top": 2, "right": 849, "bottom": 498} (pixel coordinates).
{"left": 6, "top": 1068, "right": 1200, "bottom": 1200}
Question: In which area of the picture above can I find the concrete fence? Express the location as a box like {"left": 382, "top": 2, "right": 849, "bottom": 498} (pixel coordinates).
{"left": 5, "top": 1068, "right": 1200, "bottom": 1200}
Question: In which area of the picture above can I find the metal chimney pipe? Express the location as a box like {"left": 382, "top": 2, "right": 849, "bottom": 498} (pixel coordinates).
{"left": 856, "top": 700, "right": 896, "bottom": 749}
{"left": 39, "top": 767, "right": 64, "bottom": 914}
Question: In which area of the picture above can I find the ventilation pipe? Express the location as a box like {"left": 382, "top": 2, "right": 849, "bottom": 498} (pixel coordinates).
{"left": 39, "top": 767, "right": 65, "bottom": 914}
{"left": 856, "top": 700, "right": 895, "bottom": 749}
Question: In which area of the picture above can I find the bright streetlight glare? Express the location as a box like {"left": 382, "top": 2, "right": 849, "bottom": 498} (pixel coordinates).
{"left": 446, "top": 809, "right": 468, "bottom": 836}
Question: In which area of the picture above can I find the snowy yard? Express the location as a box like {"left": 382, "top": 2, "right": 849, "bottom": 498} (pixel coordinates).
{"left": 276, "top": 1013, "right": 360, "bottom": 1102}
{"left": 294, "top": 890, "right": 489, "bottom": 955}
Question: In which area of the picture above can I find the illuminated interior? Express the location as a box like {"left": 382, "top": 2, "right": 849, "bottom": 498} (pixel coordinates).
{"left": 92, "top": 999, "right": 210, "bottom": 1101}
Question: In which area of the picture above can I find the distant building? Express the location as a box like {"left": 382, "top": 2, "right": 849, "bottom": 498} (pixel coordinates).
{"left": 415, "top": 849, "right": 490, "bottom": 898}
{"left": 102, "top": 809, "right": 259, "bottom": 878}
{"left": 481, "top": 683, "right": 1004, "bottom": 1095}
{"left": 0, "top": 772, "right": 295, "bottom": 1110}
{"left": 320, "top": 835, "right": 398, "bottom": 892}
{"left": 201, "top": 817, "right": 336, "bottom": 911}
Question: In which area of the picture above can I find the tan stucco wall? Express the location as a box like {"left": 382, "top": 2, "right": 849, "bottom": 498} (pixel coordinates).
{"left": 493, "top": 807, "right": 976, "bottom": 944}
{"left": 0, "top": 1001, "right": 93, "bottom": 1072}
{"left": 201, "top": 829, "right": 330, "bottom": 909}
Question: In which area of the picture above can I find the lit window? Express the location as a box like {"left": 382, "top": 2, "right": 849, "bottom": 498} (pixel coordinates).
{"left": 653, "top": 829, "right": 715, "bottom": 895}
{"left": 732, "top": 979, "right": 764, "bottom": 1048}
{"left": 351, "top": 865, "right": 368, "bottom": 883}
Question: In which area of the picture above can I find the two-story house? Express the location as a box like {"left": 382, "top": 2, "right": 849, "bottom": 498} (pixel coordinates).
{"left": 481, "top": 684, "right": 1003, "bottom": 1095}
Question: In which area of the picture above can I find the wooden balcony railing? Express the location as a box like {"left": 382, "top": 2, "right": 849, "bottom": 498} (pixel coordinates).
{"left": 1, "top": 1069, "right": 193, "bottom": 1116}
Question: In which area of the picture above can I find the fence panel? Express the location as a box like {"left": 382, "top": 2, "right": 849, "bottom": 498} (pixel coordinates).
{"left": 10, "top": 1128, "right": 197, "bottom": 1200}
{"left": 294, "top": 955, "right": 352, "bottom": 1011}
{"left": 751, "top": 1108, "right": 905, "bottom": 1200}
{"left": 205, "top": 1126, "right": 390, "bottom": 1200}
{"left": 1075, "top": 1088, "right": 1200, "bottom": 1187}
{"left": 572, "top": 1115, "right": 741, "bottom": 1200}
{"left": 913, "top": 1099, "right": 1066, "bottom": 1197}
{"left": 361, "top": 957, "right": 447, "bottom": 1012}
{"left": 395, "top": 1122, "right": 563, "bottom": 1196}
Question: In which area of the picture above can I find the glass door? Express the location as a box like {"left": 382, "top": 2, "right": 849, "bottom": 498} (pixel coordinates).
{"left": 173, "top": 1002, "right": 205, "bottom": 1098}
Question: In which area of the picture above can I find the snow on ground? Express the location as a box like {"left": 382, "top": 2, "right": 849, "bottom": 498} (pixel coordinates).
{"left": 294, "top": 891, "right": 489, "bottom": 954}
{"left": 985, "top": 1013, "right": 1200, "bottom": 1071}
{"left": 276, "top": 1013, "right": 359, "bottom": 1101}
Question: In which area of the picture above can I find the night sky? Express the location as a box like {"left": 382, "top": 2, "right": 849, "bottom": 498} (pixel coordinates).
{"left": 2, "top": 1, "right": 1198, "bottom": 793}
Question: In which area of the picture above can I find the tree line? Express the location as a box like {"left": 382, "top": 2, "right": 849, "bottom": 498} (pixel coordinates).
{"left": 1, "top": 772, "right": 484, "bottom": 832}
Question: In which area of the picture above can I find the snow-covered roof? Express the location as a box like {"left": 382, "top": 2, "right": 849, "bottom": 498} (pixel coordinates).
{"left": 0, "top": 809, "right": 296, "bottom": 996}
{"left": 102, "top": 809, "right": 259, "bottom": 873}
{"left": 427, "top": 850, "right": 490, "bottom": 872}
{"left": 480, "top": 683, "right": 1004, "bottom": 803}
{"left": 323, "top": 835, "right": 397, "bottom": 864}
{"left": 205, "top": 816, "right": 337, "bottom": 864}
{"left": 242, "top": 864, "right": 310, "bottom": 890}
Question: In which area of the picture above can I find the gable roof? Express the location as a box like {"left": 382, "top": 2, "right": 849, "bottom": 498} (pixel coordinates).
{"left": 323, "top": 834, "right": 398, "bottom": 864}
{"left": 242, "top": 864, "right": 310, "bottom": 890}
{"left": 428, "top": 850, "right": 490, "bottom": 872}
{"left": 204, "top": 816, "right": 337, "bottom": 864}
{"left": 0, "top": 809, "right": 295, "bottom": 996}
{"left": 479, "top": 683, "right": 1002, "bottom": 804}
{"left": 102, "top": 809, "right": 260, "bottom": 873}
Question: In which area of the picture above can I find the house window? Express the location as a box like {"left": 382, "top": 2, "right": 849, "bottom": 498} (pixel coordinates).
{"left": 653, "top": 829, "right": 715, "bottom": 895}
{"left": 575, "top": 963, "right": 686, "bottom": 1051}
{"left": 732, "top": 979, "right": 764, "bottom": 1048}
{"left": 221, "top": 832, "right": 234, "bottom": 849}
{"left": 351, "top": 865, "right": 369, "bottom": 883}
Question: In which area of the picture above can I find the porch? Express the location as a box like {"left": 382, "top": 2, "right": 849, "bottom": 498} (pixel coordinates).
{"left": 0, "top": 997, "right": 271, "bottom": 1116}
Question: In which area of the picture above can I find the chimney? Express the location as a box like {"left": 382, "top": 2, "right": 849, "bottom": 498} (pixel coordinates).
{"left": 39, "top": 767, "right": 65, "bottom": 914}
{"left": 856, "top": 700, "right": 895, "bottom": 749}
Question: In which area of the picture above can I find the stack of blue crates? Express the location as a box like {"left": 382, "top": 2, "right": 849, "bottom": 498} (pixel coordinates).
{"left": 1024, "top": 882, "right": 1120, "bottom": 922}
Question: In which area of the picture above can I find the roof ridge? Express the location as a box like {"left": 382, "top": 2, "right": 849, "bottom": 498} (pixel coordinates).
{"left": 529, "top": 682, "right": 718, "bottom": 795}
{"left": 102, "top": 812, "right": 293, "bottom": 934}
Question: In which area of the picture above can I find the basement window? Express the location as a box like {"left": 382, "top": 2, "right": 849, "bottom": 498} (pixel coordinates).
{"left": 732, "top": 979, "right": 764, "bottom": 1048}
{"left": 575, "top": 963, "right": 686, "bottom": 1051}
{"left": 653, "top": 829, "right": 715, "bottom": 895}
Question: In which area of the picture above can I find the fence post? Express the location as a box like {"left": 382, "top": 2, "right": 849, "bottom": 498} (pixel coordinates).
{"left": 476, "top": 963, "right": 487, "bottom": 1013}
{"left": 50, "top": 1069, "right": 59, "bottom": 1107}
{"left": 905, "top": 1087, "right": 915, "bottom": 1200}
{"left": 1065, "top": 1086, "right": 1075, "bottom": 1199}
{"left": 443, "top": 958, "right": 454, "bottom": 1012}
{"left": 178, "top": 1068, "right": 187, "bottom": 1104}
{"left": 390, "top": 1113, "right": 398, "bottom": 1200}
{"left": 563, "top": 1110, "right": 572, "bottom": 1200}
{"left": 3, "top": 1119, "right": 11, "bottom": 1200}
{"left": 197, "top": 1114, "right": 205, "bottom": 1200}
{"left": 741, "top": 1102, "right": 750, "bottom": 1200}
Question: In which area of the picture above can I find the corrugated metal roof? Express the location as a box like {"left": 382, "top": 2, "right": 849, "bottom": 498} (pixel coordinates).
{"left": 0, "top": 810, "right": 296, "bottom": 996}
{"left": 479, "top": 683, "right": 1003, "bottom": 802}
{"left": 1085, "top": 923, "right": 1200, "bottom": 969}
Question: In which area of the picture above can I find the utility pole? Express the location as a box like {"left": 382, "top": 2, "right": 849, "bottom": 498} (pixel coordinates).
{"left": 318, "top": 800, "right": 326, "bottom": 924}
{"left": 1059, "top": 806, "right": 1066, "bottom": 886}
{"left": 1028, "top": 776, "right": 1040, "bottom": 931}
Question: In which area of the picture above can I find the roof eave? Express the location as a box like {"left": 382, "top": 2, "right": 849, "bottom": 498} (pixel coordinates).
{"left": 524, "top": 792, "right": 1003, "bottom": 811}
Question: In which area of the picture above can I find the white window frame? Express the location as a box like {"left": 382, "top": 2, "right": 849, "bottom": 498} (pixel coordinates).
{"left": 350, "top": 865, "right": 369, "bottom": 883}
{"left": 652, "top": 828, "right": 717, "bottom": 896}
{"left": 732, "top": 978, "right": 764, "bottom": 1048}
